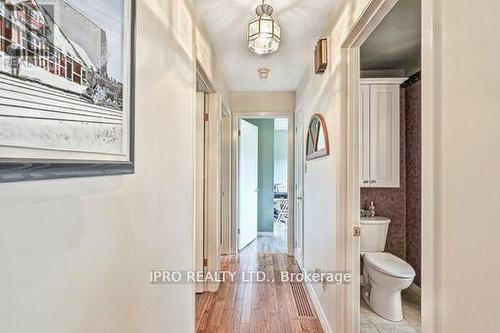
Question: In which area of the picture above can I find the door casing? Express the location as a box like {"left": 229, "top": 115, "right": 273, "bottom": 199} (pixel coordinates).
{"left": 339, "top": 0, "right": 409, "bottom": 332}
{"left": 294, "top": 109, "right": 305, "bottom": 269}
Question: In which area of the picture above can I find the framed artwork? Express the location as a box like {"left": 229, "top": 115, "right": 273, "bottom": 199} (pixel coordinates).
{"left": 0, "top": 0, "right": 136, "bottom": 182}
{"left": 306, "top": 113, "right": 329, "bottom": 160}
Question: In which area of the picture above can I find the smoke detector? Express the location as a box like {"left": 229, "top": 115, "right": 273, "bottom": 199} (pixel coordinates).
{"left": 258, "top": 68, "right": 270, "bottom": 79}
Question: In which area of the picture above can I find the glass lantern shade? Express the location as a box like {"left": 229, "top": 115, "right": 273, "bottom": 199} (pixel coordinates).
{"left": 248, "top": 7, "right": 281, "bottom": 55}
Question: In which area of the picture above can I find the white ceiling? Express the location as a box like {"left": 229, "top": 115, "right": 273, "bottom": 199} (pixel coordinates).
{"left": 195, "top": 0, "right": 338, "bottom": 92}
{"left": 361, "top": 0, "right": 421, "bottom": 76}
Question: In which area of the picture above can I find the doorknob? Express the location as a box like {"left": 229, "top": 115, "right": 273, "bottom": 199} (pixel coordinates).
{"left": 371, "top": 180, "right": 377, "bottom": 184}
{"left": 297, "top": 197, "right": 303, "bottom": 201}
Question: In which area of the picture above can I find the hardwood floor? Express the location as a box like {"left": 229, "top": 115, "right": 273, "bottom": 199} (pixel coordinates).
{"left": 250, "top": 224, "right": 287, "bottom": 253}
{"left": 196, "top": 238, "right": 323, "bottom": 333}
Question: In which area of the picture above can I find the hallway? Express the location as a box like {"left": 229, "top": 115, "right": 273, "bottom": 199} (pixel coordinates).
{"left": 1, "top": 1, "right": 499, "bottom": 332}
{"left": 196, "top": 238, "right": 323, "bottom": 332}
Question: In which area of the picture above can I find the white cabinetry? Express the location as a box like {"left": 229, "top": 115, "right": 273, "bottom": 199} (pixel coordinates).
{"left": 360, "top": 78, "right": 405, "bottom": 188}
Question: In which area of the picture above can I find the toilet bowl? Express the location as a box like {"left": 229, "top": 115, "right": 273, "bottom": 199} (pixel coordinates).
{"left": 360, "top": 217, "right": 416, "bottom": 322}
{"left": 362, "top": 252, "right": 415, "bottom": 321}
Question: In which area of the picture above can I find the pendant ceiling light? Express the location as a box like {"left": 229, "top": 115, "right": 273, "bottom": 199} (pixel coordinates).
{"left": 248, "top": 0, "right": 281, "bottom": 55}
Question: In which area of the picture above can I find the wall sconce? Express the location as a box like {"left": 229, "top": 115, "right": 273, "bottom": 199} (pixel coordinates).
{"left": 315, "top": 38, "right": 328, "bottom": 74}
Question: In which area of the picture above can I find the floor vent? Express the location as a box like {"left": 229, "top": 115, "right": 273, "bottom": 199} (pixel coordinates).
{"left": 290, "top": 282, "right": 314, "bottom": 317}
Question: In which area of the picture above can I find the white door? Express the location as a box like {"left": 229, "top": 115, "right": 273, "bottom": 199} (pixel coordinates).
{"left": 206, "top": 93, "right": 222, "bottom": 292}
{"left": 238, "top": 119, "right": 259, "bottom": 250}
{"left": 195, "top": 93, "right": 205, "bottom": 293}
{"left": 369, "top": 84, "right": 400, "bottom": 188}
{"left": 294, "top": 111, "right": 305, "bottom": 269}
{"left": 220, "top": 112, "right": 231, "bottom": 255}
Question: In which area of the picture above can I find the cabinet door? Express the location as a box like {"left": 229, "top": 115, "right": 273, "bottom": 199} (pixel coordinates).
{"left": 360, "top": 85, "right": 371, "bottom": 187}
{"left": 369, "top": 84, "right": 400, "bottom": 188}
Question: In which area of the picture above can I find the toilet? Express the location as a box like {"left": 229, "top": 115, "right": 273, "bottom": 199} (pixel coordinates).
{"left": 360, "top": 217, "right": 416, "bottom": 322}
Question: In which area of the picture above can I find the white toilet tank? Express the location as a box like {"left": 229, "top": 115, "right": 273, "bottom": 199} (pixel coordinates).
{"left": 360, "top": 217, "right": 390, "bottom": 252}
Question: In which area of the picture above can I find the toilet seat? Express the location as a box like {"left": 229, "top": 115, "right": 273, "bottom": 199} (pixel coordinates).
{"left": 364, "top": 252, "right": 415, "bottom": 278}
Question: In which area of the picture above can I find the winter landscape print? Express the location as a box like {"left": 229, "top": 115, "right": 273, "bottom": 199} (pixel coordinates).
{"left": 0, "top": 0, "right": 132, "bottom": 156}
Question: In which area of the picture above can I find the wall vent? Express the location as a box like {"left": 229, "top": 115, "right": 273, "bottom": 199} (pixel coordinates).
{"left": 290, "top": 282, "right": 314, "bottom": 317}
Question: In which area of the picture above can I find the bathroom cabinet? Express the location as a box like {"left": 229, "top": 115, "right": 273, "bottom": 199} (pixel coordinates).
{"left": 360, "top": 78, "right": 406, "bottom": 188}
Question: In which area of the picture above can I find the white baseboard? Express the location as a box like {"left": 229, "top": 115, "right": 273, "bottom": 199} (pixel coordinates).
{"left": 304, "top": 279, "right": 333, "bottom": 333}
{"left": 258, "top": 231, "right": 273, "bottom": 236}
{"left": 408, "top": 283, "right": 421, "bottom": 297}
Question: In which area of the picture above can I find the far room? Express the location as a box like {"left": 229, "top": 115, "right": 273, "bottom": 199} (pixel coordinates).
{"left": 238, "top": 117, "right": 290, "bottom": 253}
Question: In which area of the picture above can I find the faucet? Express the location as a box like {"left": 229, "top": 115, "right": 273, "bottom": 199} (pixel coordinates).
{"left": 368, "top": 201, "right": 376, "bottom": 218}
{"left": 360, "top": 209, "right": 371, "bottom": 218}
{"left": 360, "top": 202, "right": 376, "bottom": 218}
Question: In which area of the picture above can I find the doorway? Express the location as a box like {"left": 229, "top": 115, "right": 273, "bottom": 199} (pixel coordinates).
{"left": 341, "top": 0, "right": 422, "bottom": 331}
{"left": 233, "top": 114, "right": 293, "bottom": 255}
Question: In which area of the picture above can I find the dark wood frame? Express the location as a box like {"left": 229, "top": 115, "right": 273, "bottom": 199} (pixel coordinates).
{"left": 306, "top": 113, "right": 330, "bottom": 160}
{"left": 0, "top": 0, "right": 136, "bottom": 183}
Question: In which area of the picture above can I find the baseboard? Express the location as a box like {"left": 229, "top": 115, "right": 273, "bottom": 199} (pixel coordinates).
{"left": 408, "top": 283, "right": 421, "bottom": 297}
{"left": 304, "top": 278, "right": 333, "bottom": 333}
{"left": 257, "top": 231, "right": 273, "bottom": 236}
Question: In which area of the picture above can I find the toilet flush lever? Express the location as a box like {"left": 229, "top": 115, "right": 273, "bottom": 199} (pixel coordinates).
{"left": 353, "top": 227, "right": 361, "bottom": 237}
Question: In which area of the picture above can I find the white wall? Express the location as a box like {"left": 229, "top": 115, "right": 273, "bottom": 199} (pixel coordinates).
{"left": 230, "top": 92, "right": 296, "bottom": 114}
{"left": 295, "top": 1, "right": 370, "bottom": 331}
{"left": 297, "top": 0, "right": 500, "bottom": 332}
{"left": 422, "top": 0, "right": 500, "bottom": 332}
{"left": 0, "top": 0, "right": 229, "bottom": 332}
{"left": 274, "top": 129, "right": 289, "bottom": 190}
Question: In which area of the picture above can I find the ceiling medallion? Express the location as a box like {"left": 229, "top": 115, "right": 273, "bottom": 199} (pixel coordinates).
{"left": 247, "top": 1, "right": 281, "bottom": 55}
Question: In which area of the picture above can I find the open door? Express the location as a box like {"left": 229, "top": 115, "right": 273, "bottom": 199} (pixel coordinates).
{"left": 195, "top": 93, "right": 205, "bottom": 293}
{"left": 294, "top": 111, "right": 305, "bottom": 269}
{"left": 206, "top": 93, "right": 222, "bottom": 292}
{"left": 238, "top": 119, "right": 259, "bottom": 250}
{"left": 220, "top": 109, "right": 232, "bottom": 255}
{"left": 195, "top": 92, "right": 222, "bottom": 293}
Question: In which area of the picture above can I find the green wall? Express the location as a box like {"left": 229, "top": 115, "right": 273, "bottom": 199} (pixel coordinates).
{"left": 246, "top": 119, "right": 275, "bottom": 233}
{"left": 274, "top": 130, "right": 288, "bottom": 190}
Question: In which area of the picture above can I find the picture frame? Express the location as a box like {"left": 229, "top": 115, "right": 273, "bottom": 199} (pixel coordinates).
{"left": 306, "top": 113, "right": 330, "bottom": 160}
{"left": 0, "top": 0, "right": 136, "bottom": 182}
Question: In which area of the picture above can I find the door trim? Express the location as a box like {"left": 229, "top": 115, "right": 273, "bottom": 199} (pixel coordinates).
{"left": 339, "top": 0, "right": 399, "bottom": 332}
{"left": 294, "top": 109, "right": 305, "bottom": 269}
{"left": 231, "top": 112, "right": 295, "bottom": 256}
{"left": 340, "top": 0, "right": 435, "bottom": 332}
